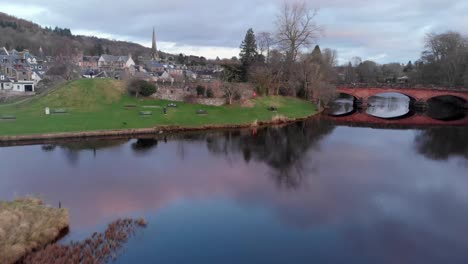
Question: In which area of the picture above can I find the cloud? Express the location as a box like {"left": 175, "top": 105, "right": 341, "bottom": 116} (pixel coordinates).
{"left": 1, "top": 0, "right": 467, "bottom": 62}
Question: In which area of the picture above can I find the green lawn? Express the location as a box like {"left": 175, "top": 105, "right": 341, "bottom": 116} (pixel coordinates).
{"left": 0, "top": 79, "right": 317, "bottom": 136}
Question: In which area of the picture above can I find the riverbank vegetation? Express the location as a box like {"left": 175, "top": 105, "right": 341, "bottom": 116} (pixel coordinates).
{"left": 23, "top": 218, "right": 147, "bottom": 264}
{"left": 0, "top": 79, "right": 316, "bottom": 136}
{"left": 229, "top": 2, "right": 338, "bottom": 107}
{"left": 0, "top": 198, "right": 69, "bottom": 264}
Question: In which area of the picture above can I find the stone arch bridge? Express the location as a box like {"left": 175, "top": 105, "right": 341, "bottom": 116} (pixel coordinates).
{"left": 337, "top": 87, "right": 468, "bottom": 106}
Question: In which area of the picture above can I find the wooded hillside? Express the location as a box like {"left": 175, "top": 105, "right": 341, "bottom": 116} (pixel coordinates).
{"left": 0, "top": 12, "right": 151, "bottom": 57}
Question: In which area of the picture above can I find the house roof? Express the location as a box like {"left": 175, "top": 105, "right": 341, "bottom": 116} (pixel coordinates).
{"left": 145, "top": 60, "right": 164, "bottom": 68}
{"left": 83, "top": 56, "right": 99, "bottom": 62}
{"left": 0, "top": 47, "right": 9, "bottom": 56}
{"left": 101, "top": 54, "right": 131, "bottom": 63}
{"left": 101, "top": 54, "right": 120, "bottom": 62}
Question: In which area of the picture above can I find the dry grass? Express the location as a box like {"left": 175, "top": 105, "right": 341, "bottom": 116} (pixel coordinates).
{"left": 271, "top": 114, "right": 290, "bottom": 123}
{"left": 251, "top": 119, "right": 259, "bottom": 127}
{"left": 0, "top": 198, "right": 69, "bottom": 264}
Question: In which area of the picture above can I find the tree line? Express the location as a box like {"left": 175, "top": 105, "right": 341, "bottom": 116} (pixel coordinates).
{"left": 221, "top": 1, "right": 337, "bottom": 107}
{"left": 340, "top": 32, "right": 468, "bottom": 89}
{"left": 222, "top": 2, "right": 468, "bottom": 102}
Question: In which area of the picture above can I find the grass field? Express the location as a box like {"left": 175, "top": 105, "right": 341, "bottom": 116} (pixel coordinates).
{"left": 0, "top": 79, "right": 317, "bottom": 136}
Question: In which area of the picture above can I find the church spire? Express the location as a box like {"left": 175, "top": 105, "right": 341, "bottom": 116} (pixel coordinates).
{"left": 151, "top": 27, "right": 159, "bottom": 60}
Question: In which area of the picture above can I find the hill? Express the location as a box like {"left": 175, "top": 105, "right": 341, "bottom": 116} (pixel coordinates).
{"left": 0, "top": 79, "right": 317, "bottom": 136}
{"left": 0, "top": 12, "right": 152, "bottom": 58}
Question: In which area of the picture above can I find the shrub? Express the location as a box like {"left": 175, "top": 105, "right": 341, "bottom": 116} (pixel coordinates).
{"left": 234, "top": 90, "right": 242, "bottom": 101}
{"left": 128, "top": 79, "right": 157, "bottom": 97}
{"left": 196, "top": 85, "right": 206, "bottom": 97}
{"left": 206, "top": 88, "right": 214, "bottom": 98}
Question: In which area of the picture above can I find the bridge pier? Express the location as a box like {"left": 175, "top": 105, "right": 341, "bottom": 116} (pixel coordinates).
{"left": 355, "top": 97, "right": 367, "bottom": 109}
{"left": 413, "top": 100, "right": 428, "bottom": 111}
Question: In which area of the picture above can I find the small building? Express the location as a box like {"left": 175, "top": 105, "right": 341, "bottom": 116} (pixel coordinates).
{"left": 0, "top": 76, "right": 35, "bottom": 92}
{"left": 397, "top": 76, "right": 409, "bottom": 84}
{"left": 145, "top": 60, "right": 165, "bottom": 73}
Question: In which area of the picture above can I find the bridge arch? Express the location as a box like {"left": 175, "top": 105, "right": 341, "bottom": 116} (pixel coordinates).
{"left": 367, "top": 91, "right": 417, "bottom": 103}
{"left": 427, "top": 94, "right": 467, "bottom": 104}
{"left": 335, "top": 92, "right": 357, "bottom": 100}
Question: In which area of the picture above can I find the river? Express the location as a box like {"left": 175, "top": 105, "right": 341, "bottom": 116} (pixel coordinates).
{"left": 1, "top": 99, "right": 468, "bottom": 263}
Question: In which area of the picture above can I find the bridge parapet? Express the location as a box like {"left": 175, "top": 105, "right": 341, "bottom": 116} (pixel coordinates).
{"left": 337, "top": 87, "right": 468, "bottom": 103}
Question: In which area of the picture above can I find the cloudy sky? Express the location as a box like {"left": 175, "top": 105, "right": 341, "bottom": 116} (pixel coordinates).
{"left": 1, "top": 0, "right": 467, "bottom": 64}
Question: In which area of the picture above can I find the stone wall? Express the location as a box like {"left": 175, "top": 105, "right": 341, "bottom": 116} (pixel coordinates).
{"left": 152, "top": 83, "right": 255, "bottom": 106}
{"left": 193, "top": 98, "right": 226, "bottom": 106}
{"left": 153, "top": 87, "right": 190, "bottom": 102}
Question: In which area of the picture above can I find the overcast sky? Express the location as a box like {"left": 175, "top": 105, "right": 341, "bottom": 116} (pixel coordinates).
{"left": 1, "top": 0, "right": 467, "bottom": 64}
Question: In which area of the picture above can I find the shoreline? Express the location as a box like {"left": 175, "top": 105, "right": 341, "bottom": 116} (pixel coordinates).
{"left": 0, "top": 113, "right": 318, "bottom": 144}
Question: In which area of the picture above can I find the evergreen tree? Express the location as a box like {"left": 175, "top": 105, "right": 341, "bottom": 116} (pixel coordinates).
{"left": 239, "top": 28, "right": 258, "bottom": 81}
{"left": 95, "top": 43, "right": 104, "bottom": 56}
{"left": 404, "top": 60, "right": 414, "bottom": 73}
{"left": 311, "top": 45, "right": 323, "bottom": 64}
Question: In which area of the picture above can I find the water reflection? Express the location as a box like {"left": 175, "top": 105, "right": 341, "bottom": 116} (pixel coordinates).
{"left": 415, "top": 126, "right": 468, "bottom": 161}
{"left": 328, "top": 94, "right": 355, "bottom": 116}
{"left": 367, "top": 93, "right": 411, "bottom": 119}
{"left": 427, "top": 96, "right": 467, "bottom": 121}
{"left": 201, "top": 119, "right": 336, "bottom": 189}
{"left": 1, "top": 121, "right": 468, "bottom": 264}
{"left": 131, "top": 139, "right": 159, "bottom": 154}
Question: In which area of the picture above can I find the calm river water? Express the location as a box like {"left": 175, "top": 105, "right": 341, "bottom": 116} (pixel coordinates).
{"left": 1, "top": 107, "right": 468, "bottom": 263}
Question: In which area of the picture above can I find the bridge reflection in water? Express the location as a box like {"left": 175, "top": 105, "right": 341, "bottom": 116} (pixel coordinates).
{"left": 328, "top": 89, "right": 468, "bottom": 127}
{"left": 325, "top": 111, "right": 468, "bottom": 128}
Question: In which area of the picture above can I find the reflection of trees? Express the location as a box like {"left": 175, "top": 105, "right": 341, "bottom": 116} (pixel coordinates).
{"left": 427, "top": 97, "right": 466, "bottom": 121}
{"left": 415, "top": 127, "right": 468, "bottom": 160}
{"left": 41, "top": 145, "right": 56, "bottom": 152}
{"left": 204, "top": 119, "right": 336, "bottom": 190}
{"left": 131, "top": 139, "right": 158, "bottom": 153}
{"left": 41, "top": 139, "right": 129, "bottom": 165}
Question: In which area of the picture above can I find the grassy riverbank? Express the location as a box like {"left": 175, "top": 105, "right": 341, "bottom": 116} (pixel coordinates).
{"left": 0, "top": 79, "right": 317, "bottom": 137}
{"left": 0, "top": 198, "right": 69, "bottom": 264}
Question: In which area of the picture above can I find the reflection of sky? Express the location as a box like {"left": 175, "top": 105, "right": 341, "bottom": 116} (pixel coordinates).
{"left": 1, "top": 125, "right": 468, "bottom": 263}
{"left": 367, "top": 93, "right": 410, "bottom": 118}
{"left": 330, "top": 98, "right": 354, "bottom": 116}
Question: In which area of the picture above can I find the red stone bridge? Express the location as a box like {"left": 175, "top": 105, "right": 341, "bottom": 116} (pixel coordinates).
{"left": 324, "top": 112, "right": 468, "bottom": 128}
{"left": 337, "top": 87, "right": 468, "bottom": 105}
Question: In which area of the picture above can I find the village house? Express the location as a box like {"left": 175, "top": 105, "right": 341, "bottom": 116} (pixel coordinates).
{"left": 81, "top": 56, "right": 99, "bottom": 69}
{"left": 0, "top": 75, "right": 35, "bottom": 92}
{"left": 145, "top": 60, "right": 165, "bottom": 73}
{"left": 98, "top": 54, "right": 135, "bottom": 70}
{"left": 0, "top": 47, "right": 43, "bottom": 92}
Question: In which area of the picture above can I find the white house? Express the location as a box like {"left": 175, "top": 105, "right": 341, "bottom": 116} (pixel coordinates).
{"left": 0, "top": 76, "right": 35, "bottom": 92}
{"left": 31, "top": 71, "right": 42, "bottom": 84}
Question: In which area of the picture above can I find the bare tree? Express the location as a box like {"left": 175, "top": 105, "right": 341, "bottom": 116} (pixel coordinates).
{"left": 222, "top": 82, "right": 238, "bottom": 105}
{"left": 257, "top": 32, "right": 274, "bottom": 63}
{"left": 351, "top": 56, "right": 362, "bottom": 67}
{"left": 297, "top": 47, "right": 336, "bottom": 107}
{"left": 423, "top": 32, "right": 467, "bottom": 86}
{"left": 275, "top": 1, "right": 322, "bottom": 63}
{"left": 322, "top": 48, "right": 338, "bottom": 67}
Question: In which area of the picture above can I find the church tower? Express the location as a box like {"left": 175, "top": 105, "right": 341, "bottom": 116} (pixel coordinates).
{"left": 151, "top": 27, "right": 159, "bottom": 60}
